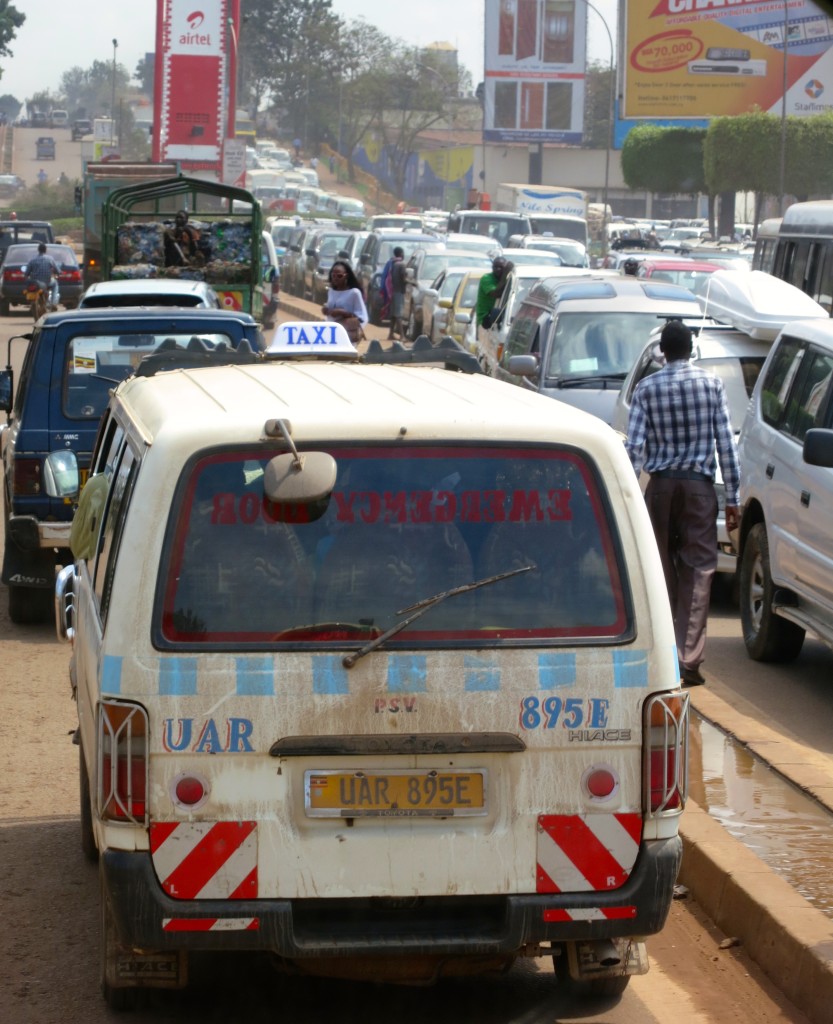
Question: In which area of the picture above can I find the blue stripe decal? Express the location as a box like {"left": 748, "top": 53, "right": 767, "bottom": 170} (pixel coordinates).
{"left": 159, "top": 657, "right": 198, "bottom": 696}
{"left": 313, "top": 656, "right": 349, "bottom": 695}
{"left": 236, "top": 656, "right": 274, "bottom": 696}
{"left": 387, "top": 656, "right": 427, "bottom": 693}
{"left": 613, "top": 649, "right": 649, "bottom": 689}
{"left": 464, "top": 656, "right": 500, "bottom": 692}
{"left": 101, "top": 655, "right": 123, "bottom": 695}
{"left": 538, "top": 652, "right": 577, "bottom": 690}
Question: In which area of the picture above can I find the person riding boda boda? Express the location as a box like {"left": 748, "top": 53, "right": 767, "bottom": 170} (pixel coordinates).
{"left": 25, "top": 242, "right": 60, "bottom": 310}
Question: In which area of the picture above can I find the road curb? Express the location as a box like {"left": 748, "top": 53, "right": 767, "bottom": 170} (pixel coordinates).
{"left": 680, "top": 801, "right": 833, "bottom": 1023}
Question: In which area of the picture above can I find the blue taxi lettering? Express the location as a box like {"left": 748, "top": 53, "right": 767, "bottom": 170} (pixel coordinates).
{"left": 162, "top": 717, "right": 254, "bottom": 753}
{"left": 283, "top": 324, "right": 339, "bottom": 346}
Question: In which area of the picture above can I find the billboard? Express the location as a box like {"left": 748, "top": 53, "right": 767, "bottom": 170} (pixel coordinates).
{"left": 624, "top": 0, "right": 833, "bottom": 119}
{"left": 483, "top": 0, "right": 588, "bottom": 144}
{"left": 154, "top": 0, "right": 230, "bottom": 174}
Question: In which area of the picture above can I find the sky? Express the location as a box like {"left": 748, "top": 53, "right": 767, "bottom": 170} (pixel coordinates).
{"left": 0, "top": 0, "right": 619, "bottom": 104}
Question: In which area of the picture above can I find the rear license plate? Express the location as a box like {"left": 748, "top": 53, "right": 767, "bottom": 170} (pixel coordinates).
{"left": 304, "top": 769, "right": 487, "bottom": 818}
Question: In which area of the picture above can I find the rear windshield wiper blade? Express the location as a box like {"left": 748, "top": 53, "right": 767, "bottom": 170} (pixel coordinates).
{"left": 342, "top": 564, "right": 536, "bottom": 669}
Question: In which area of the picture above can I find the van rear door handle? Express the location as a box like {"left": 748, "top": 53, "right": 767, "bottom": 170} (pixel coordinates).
{"left": 801, "top": 490, "right": 811, "bottom": 507}
{"left": 765, "top": 463, "right": 775, "bottom": 479}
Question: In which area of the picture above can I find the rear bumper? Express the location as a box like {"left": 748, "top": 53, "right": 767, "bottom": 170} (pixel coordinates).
{"left": 102, "top": 836, "right": 681, "bottom": 956}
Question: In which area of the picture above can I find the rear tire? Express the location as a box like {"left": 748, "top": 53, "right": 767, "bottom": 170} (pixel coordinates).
{"left": 0, "top": 298, "right": 9, "bottom": 316}
{"left": 739, "top": 523, "right": 805, "bottom": 662}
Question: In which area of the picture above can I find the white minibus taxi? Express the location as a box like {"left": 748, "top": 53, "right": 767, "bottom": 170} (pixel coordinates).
{"left": 53, "top": 323, "right": 688, "bottom": 1007}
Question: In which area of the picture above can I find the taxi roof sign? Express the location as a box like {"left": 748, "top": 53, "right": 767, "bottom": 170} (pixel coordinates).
{"left": 266, "top": 321, "right": 358, "bottom": 358}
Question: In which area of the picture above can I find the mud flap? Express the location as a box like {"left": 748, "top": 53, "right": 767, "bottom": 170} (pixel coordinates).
{"left": 567, "top": 938, "right": 649, "bottom": 982}
{"left": 101, "top": 873, "right": 187, "bottom": 994}
{"left": 1, "top": 537, "right": 55, "bottom": 588}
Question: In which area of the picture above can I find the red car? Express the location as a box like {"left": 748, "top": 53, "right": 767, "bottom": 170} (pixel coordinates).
{"left": 636, "top": 258, "right": 722, "bottom": 295}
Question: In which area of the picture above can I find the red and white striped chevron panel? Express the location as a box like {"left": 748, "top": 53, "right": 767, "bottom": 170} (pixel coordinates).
{"left": 536, "top": 814, "right": 642, "bottom": 894}
{"left": 162, "top": 916, "right": 260, "bottom": 932}
{"left": 150, "top": 821, "right": 258, "bottom": 900}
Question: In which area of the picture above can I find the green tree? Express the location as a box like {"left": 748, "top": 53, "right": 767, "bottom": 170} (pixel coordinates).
{"left": 621, "top": 124, "right": 706, "bottom": 195}
{"left": 0, "top": 92, "right": 20, "bottom": 120}
{"left": 238, "top": 0, "right": 341, "bottom": 137}
{"left": 583, "top": 60, "right": 613, "bottom": 150}
{"left": 0, "top": 2, "right": 25, "bottom": 74}
{"left": 60, "top": 60, "right": 130, "bottom": 120}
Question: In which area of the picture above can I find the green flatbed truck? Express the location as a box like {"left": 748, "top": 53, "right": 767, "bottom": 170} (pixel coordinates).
{"left": 101, "top": 174, "right": 264, "bottom": 319}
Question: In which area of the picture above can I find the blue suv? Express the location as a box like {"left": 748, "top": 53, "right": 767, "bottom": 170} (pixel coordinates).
{"left": 1, "top": 307, "right": 263, "bottom": 623}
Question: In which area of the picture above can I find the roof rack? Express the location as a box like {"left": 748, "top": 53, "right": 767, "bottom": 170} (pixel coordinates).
{"left": 363, "top": 335, "right": 482, "bottom": 373}
{"left": 131, "top": 334, "right": 482, "bottom": 379}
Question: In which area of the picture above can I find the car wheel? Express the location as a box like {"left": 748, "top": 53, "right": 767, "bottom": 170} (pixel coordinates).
{"left": 739, "top": 522, "right": 805, "bottom": 662}
{"left": 0, "top": 298, "right": 8, "bottom": 316}
{"left": 406, "top": 309, "right": 416, "bottom": 341}
{"left": 369, "top": 296, "right": 383, "bottom": 327}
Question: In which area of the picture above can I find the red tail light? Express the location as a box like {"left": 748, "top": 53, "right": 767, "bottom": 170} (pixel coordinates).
{"left": 59, "top": 269, "right": 82, "bottom": 283}
{"left": 644, "top": 691, "right": 689, "bottom": 816}
{"left": 4, "top": 268, "right": 24, "bottom": 281}
{"left": 13, "top": 458, "right": 42, "bottom": 495}
{"left": 98, "top": 700, "right": 148, "bottom": 823}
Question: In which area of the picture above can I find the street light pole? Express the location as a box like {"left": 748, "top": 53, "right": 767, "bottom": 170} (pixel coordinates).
{"left": 111, "top": 38, "right": 118, "bottom": 147}
{"left": 576, "top": 0, "right": 614, "bottom": 258}
{"left": 778, "top": 2, "right": 789, "bottom": 214}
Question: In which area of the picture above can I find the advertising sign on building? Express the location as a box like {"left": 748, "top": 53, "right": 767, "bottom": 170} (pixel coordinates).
{"left": 483, "top": 0, "right": 588, "bottom": 144}
{"left": 155, "top": 0, "right": 230, "bottom": 175}
{"left": 624, "top": 0, "right": 833, "bottom": 120}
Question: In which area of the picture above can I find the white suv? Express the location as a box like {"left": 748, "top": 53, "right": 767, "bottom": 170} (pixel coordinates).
{"left": 737, "top": 319, "right": 833, "bottom": 661}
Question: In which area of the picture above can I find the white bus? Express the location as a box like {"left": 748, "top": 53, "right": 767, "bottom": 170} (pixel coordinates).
{"left": 767, "top": 201, "right": 833, "bottom": 315}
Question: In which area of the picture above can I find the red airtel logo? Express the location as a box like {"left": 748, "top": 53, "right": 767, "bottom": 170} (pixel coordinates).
{"left": 187, "top": 10, "right": 205, "bottom": 29}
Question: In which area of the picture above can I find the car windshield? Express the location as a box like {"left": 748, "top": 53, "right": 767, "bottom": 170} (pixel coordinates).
{"left": 548, "top": 312, "right": 671, "bottom": 380}
{"left": 439, "top": 272, "right": 466, "bottom": 298}
{"left": 458, "top": 276, "right": 484, "bottom": 307}
{"left": 8, "top": 244, "right": 75, "bottom": 267}
{"left": 159, "top": 444, "right": 628, "bottom": 646}
{"left": 649, "top": 267, "right": 716, "bottom": 290}
{"left": 63, "top": 331, "right": 235, "bottom": 419}
{"left": 529, "top": 239, "right": 586, "bottom": 266}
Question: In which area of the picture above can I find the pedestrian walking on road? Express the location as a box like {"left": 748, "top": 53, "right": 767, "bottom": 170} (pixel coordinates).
{"left": 322, "top": 260, "right": 368, "bottom": 346}
{"left": 386, "top": 246, "right": 406, "bottom": 341}
{"left": 625, "top": 319, "right": 740, "bottom": 687}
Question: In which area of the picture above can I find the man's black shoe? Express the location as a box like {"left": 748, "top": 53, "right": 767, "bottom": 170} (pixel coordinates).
{"left": 681, "top": 667, "right": 705, "bottom": 686}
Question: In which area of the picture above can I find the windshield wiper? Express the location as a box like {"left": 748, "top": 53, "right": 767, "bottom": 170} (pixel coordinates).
{"left": 342, "top": 564, "right": 536, "bottom": 669}
{"left": 551, "top": 372, "right": 628, "bottom": 388}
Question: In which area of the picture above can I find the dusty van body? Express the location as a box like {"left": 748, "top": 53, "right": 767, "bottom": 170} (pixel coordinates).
{"left": 56, "top": 327, "right": 688, "bottom": 1005}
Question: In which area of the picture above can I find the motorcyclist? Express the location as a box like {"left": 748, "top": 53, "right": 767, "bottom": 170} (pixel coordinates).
{"left": 25, "top": 242, "right": 60, "bottom": 310}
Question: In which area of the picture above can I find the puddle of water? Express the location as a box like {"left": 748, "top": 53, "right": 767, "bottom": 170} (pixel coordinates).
{"left": 688, "top": 712, "right": 833, "bottom": 917}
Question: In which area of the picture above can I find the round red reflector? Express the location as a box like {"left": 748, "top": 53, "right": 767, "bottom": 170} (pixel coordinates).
{"left": 586, "top": 768, "right": 616, "bottom": 799}
{"left": 175, "top": 776, "right": 206, "bottom": 806}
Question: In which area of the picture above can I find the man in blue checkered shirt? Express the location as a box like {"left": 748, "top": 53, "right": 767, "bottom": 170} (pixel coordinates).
{"left": 625, "top": 319, "right": 739, "bottom": 688}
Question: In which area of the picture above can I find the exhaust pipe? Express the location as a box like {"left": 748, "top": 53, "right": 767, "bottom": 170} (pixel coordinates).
{"left": 592, "top": 939, "right": 622, "bottom": 967}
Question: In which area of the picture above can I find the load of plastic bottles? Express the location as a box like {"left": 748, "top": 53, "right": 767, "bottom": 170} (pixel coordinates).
{"left": 113, "top": 219, "right": 254, "bottom": 283}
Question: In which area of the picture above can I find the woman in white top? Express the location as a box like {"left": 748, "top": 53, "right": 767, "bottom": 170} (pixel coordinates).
{"left": 321, "top": 260, "right": 368, "bottom": 326}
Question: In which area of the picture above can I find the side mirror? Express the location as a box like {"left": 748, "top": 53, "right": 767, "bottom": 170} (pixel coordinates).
{"left": 438, "top": 298, "right": 452, "bottom": 309}
{"left": 43, "top": 450, "right": 79, "bottom": 499}
{"left": 0, "top": 368, "right": 12, "bottom": 413}
{"left": 804, "top": 428, "right": 833, "bottom": 468}
{"left": 507, "top": 354, "right": 539, "bottom": 378}
{"left": 455, "top": 312, "right": 471, "bottom": 324}
{"left": 359, "top": 253, "right": 371, "bottom": 265}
